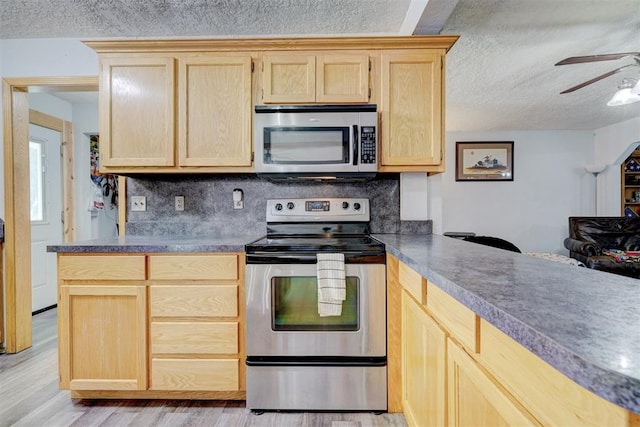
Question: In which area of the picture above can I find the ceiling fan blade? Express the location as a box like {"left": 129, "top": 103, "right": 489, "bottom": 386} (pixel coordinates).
{"left": 559, "top": 64, "right": 636, "bottom": 94}
{"left": 555, "top": 52, "right": 640, "bottom": 66}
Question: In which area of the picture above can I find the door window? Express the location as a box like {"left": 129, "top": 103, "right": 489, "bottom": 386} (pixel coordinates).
{"left": 29, "top": 140, "right": 46, "bottom": 222}
{"left": 271, "top": 276, "right": 359, "bottom": 331}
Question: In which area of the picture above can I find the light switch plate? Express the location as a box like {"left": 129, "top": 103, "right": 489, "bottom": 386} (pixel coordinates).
{"left": 131, "top": 196, "right": 147, "bottom": 212}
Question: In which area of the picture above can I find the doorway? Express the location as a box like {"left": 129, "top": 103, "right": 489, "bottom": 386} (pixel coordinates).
{"left": 2, "top": 76, "right": 98, "bottom": 353}
{"left": 29, "top": 123, "right": 63, "bottom": 313}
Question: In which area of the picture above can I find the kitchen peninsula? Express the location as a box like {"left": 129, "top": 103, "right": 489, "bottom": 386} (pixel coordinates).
{"left": 49, "top": 233, "right": 640, "bottom": 426}
{"left": 375, "top": 233, "right": 640, "bottom": 427}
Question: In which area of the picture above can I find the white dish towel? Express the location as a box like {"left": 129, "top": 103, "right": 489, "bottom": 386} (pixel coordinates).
{"left": 316, "top": 253, "right": 346, "bottom": 317}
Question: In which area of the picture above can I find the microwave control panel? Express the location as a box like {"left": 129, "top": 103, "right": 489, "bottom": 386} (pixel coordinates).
{"left": 360, "top": 126, "right": 376, "bottom": 164}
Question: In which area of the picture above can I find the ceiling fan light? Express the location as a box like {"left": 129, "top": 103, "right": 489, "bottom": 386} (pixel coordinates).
{"left": 607, "top": 86, "right": 640, "bottom": 107}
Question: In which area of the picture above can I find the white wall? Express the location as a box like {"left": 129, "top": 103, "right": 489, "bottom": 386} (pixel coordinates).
{"left": 429, "top": 130, "right": 595, "bottom": 254}
{"left": 594, "top": 116, "right": 640, "bottom": 216}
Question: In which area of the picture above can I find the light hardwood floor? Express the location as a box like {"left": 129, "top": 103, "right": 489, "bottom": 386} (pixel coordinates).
{"left": 0, "top": 308, "right": 407, "bottom": 427}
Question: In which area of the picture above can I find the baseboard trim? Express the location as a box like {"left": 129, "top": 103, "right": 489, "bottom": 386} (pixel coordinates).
{"left": 32, "top": 304, "right": 57, "bottom": 316}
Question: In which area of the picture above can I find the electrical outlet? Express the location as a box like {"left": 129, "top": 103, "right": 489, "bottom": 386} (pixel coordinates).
{"left": 131, "top": 196, "right": 147, "bottom": 212}
{"left": 175, "top": 196, "right": 185, "bottom": 212}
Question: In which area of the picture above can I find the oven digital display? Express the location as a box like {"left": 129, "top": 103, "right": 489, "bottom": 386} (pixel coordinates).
{"left": 305, "top": 200, "right": 330, "bottom": 212}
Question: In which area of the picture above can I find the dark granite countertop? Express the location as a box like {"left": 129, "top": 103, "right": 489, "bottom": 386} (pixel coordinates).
{"left": 373, "top": 233, "right": 640, "bottom": 414}
{"left": 46, "top": 234, "right": 264, "bottom": 253}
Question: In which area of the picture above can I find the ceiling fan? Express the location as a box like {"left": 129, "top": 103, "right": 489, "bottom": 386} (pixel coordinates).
{"left": 555, "top": 51, "right": 640, "bottom": 95}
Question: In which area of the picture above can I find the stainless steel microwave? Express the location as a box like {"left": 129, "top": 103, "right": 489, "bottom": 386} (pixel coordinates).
{"left": 254, "top": 105, "right": 377, "bottom": 176}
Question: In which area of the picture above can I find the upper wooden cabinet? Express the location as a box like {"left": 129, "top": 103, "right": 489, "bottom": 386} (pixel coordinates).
{"left": 98, "top": 53, "right": 253, "bottom": 173}
{"left": 100, "top": 56, "right": 176, "bottom": 168}
{"left": 178, "top": 56, "right": 252, "bottom": 167}
{"left": 262, "top": 53, "right": 370, "bottom": 104}
{"left": 86, "top": 36, "right": 457, "bottom": 174}
{"left": 379, "top": 51, "right": 443, "bottom": 171}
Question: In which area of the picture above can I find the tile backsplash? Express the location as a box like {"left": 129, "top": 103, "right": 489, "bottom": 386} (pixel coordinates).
{"left": 125, "top": 174, "right": 431, "bottom": 237}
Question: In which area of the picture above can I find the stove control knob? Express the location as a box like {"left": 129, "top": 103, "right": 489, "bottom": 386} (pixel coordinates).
{"left": 287, "top": 202, "right": 295, "bottom": 210}
{"left": 275, "top": 203, "right": 283, "bottom": 211}
{"left": 353, "top": 202, "right": 361, "bottom": 211}
{"left": 342, "top": 201, "right": 350, "bottom": 210}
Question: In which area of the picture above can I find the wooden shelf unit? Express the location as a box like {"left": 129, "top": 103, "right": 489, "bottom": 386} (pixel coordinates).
{"left": 621, "top": 149, "right": 640, "bottom": 217}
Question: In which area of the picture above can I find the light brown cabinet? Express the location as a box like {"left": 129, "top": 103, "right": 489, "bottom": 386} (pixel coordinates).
{"left": 379, "top": 50, "right": 443, "bottom": 171}
{"left": 262, "top": 53, "right": 370, "bottom": 103}
{"left": 100, "top": 57, "right": 176, "bottom": 168}
{"left": 447, "top": 340, "right": 540, "bottom": 426}
{"left": 178, "top": 55, "right": 253, "bottom": 167}
{"left": 57, "top": 255, "right": 147, "bottom": 391}
{"left": 57, "top": 252, "right": 245, "bottom": 399}
{"left": 98, "top": 54, "right": 253, "bottom": 173}
{"left": 401, "top": 290, "right": 446, "bottom": 427}
{"left": 387, "top": 254, "right": 636, "bottom": 427}
{"left": 148, "top": 253, "right": 243, "bottom": 393}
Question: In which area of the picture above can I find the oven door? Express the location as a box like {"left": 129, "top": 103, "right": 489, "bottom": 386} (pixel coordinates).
{"left": 246, "top": 263, "right": 386, "bottom": 357}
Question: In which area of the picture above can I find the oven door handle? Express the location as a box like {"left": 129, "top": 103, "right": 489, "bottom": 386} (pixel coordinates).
{"left": 246, "top": 253, "right": 318, "bottom": 263}
{"left": 246, "top": 252, "right": 386, "bottom": 264}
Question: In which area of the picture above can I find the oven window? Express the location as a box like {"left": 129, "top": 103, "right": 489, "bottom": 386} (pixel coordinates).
{"left": 271, "top": 276, "right": 359, "bottom": 331}
{"left": 263, "top": 127, "right": 349, "bottom": 164}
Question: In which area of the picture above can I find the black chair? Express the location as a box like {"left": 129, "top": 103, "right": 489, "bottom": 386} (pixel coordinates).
{"left": 462, "top": 235, "right": 521, "bottom": 253}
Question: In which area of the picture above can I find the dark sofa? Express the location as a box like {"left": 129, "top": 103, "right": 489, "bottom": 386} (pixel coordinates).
{"left": 564, "top": 216, "right": 640, "bottom": 279}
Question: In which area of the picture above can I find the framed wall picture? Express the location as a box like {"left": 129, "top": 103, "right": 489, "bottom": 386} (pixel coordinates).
{"left": 455, "top": 141, "right": 514, "bottom": 181}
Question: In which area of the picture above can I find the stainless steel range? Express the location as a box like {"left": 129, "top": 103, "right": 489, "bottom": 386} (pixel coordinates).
{"left": 245, "top": 198, "right": 387, "bottom": 411}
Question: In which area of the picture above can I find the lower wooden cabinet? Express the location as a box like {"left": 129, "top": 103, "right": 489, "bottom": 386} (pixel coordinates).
{"left": 149, "top": 283, "right": 243, "bottom": 392}
{"left": 447, "top": 340, "right": 540, "bottom": 427}
{"left": 57, "top": 252, "right": 245, "bottom": 398}
{"left": 151, "top": 359, "right": 239, "bottom": 391}
{"left": 388, "top": 254, "right": 637, "bottom": 427}
{"left": 401, "top": 290, "right": 446, "bottom": 427}
{"left": 58, "top": 284, "right": 147, "bottom": 391}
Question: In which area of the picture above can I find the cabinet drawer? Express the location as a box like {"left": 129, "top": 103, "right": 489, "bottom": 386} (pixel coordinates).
{"left": 479, "top": 320, "right": 628, "bottom": 427}
{"left": 151, "top": 358, "right": 239, "bottom": 391}
{"left": 151, "top": 321, "right": 238, "bottom": 354}
{"left": 148, "top": 254, "right": 238, "bottom": 280}
{"left": 399, "top": 261, "right": 426, "bottom": 304}
{"left": 150, "top": 285, "right": 238, "bottom": 317}
{"left": 426, "top": 282, "right": 478, "bottom": 353}
{"left": 59, "top": 255, "right": 146, "bottom": 280}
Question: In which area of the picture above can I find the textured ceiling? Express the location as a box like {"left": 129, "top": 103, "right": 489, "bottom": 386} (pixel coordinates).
{"left": 440, "top": 0, "right": 640, "bottom": 131}
{"left": 0, "top": 0, "right": 413, "bottom": 38}
{"left": 1, "top": 0, "right": 639, "bottom": 131}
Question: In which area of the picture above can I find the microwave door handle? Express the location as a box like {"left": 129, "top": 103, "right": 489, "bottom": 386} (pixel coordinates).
{"left": 353, "top": 125, "right": 359, "bottom": 166}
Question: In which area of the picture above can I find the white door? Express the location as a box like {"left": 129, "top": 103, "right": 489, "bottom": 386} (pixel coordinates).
{"left": 29, "top": 124, "right": 62, "bottom": 313}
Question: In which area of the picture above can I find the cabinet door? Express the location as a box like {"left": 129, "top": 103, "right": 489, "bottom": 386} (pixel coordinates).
{"left": 262, "top": 54, "right": 316, "bottom": 103}
{"left": 380, "top": 51, "right": 442, "bottom": 168}
{"left": 402, "top": 290, "right": 446, "bottom": 427}
{"left": 58, "top": 285, "right": 147, "bottom": 391}
{"left": 316, "top": 54, "right": 369, "bottom": 103}
{"left": 448, "top": 340, "right": 540, "bottom": 427}
{"left": 178, "top": 56, "right": 253, "bottom": 166}
{"left": 100, "top": 56, "right": 175, "bottom": 167}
